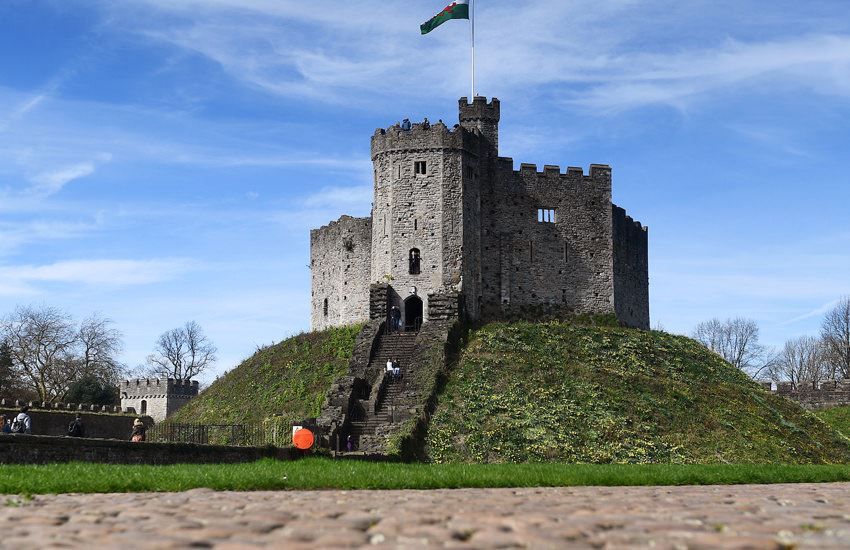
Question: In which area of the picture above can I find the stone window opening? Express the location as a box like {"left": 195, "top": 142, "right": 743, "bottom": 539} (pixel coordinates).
{"left": 323, "top": 298, "right": 329, "bottom": 317}
{"left": 140, "top": 400, "right": 147, "bottom": 415}
{"left": 538, "top": 208, "right": 556, "bottom": 223}
{"left": 414, "top": 219, "right": 418, "bottom": 230}
{"left": 409, "top": 248, "right": 421, "bottom": 275}
{"left": 414, "top": 161, "right": 427, "bottom": 176}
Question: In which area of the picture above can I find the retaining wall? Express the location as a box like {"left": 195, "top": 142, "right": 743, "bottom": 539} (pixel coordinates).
{"left": 0, "top": 434, "right": 293, "bottom": 465}
{"left": 0, "top": 408, "right": 151, "bottom": 440}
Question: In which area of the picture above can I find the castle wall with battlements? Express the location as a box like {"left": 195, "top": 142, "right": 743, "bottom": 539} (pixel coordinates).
{"left": 119, "top": 378, "right": 199, "bottom": 423}
{"left": 310, "top": 215, "right": 373, "bottom": 331}
{"left": 309, "top": 97, "right": 650, "bottom": 331}
{"left": 613, "top": 206, "right": 650, "bottom": 329}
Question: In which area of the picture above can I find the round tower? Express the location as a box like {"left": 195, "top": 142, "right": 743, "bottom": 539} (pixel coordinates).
{"left": 369, "top": 119, "right": 480, "bottom": 328}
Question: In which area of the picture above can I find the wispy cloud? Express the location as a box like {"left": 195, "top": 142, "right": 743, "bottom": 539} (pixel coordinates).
{"left": 29, "top": 153, "right": 112, "bottom": 196}
{"left": 0, "top": 258, "right": 195, "bottom": 288}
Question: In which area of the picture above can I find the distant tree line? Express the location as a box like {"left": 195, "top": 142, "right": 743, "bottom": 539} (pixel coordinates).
{"left": 0, "top": 305, "right": 217, "bottom": 404}
{"left": 693, "top": 296, "right": 850, "bottom": 389}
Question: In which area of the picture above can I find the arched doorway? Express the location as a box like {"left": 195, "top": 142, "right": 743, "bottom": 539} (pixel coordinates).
{"left": 404, "top": 295, "right": 423, "bottom": 332}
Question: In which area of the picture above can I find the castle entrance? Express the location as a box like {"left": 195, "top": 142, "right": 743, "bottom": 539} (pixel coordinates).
{"left": 404, "top": 296, "right": 423, "bottom": 332}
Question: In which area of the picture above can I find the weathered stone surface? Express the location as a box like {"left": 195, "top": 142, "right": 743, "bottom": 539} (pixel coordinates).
{"left": 773, "top": 379, "right": 850, "bottom": 409}
{"left": 0, "top": 406, "right": 151, "bottom": 440}
{"left": 4, "top": 484, "right": 850, "bottom": 548}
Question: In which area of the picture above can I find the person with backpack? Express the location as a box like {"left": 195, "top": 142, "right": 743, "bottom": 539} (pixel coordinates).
{"left": 11, "top": 406, "right": 31, "bottom": 434}
{"left": 130, "top": 418, "right": 146, "bottom": 442}
{"left": 68, "top": 414, "right": 85, "bottom": 438}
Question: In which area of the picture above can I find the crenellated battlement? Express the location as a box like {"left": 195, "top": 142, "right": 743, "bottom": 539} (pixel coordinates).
{"left": 458, "top": 96, "right": 500, "bottom": 122}
{"left": 120, "top": 378, "right": 199, "bottom": 398}
{"left": 371, "top": 121, "right": 480, "bottom": 159}
{"left": 509, "top": 163, "right": 613, "bottom": 188}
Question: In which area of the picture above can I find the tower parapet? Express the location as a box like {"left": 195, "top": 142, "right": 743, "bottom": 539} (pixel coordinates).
{"left": 370, "top": 121, "right": 479, "bottom": 160}
{"left": 459, "top": 96, "right": 500, "bottom": 153}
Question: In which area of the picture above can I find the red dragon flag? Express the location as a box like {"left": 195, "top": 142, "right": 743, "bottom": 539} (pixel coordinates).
{"left": 421, "top": 0, "right": 470, "bottom": 34}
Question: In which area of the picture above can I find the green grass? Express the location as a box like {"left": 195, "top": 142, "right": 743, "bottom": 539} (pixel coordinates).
{"left": 426, "top": 321, "right": 850, "bottom": 464}
{"left": 168, "top": 324, "right": 362, "bottom": 429}
{"left": 6, "top": 459, "right": 850, "bottom": 495}
{"left": 817, "top": 406, "right": 850, "bottom": 437}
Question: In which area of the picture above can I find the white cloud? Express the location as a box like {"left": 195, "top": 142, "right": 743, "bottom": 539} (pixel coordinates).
{"left": 303, "top": 185, "right": 371, "bottom": 209}
{"left": 28, "top": 152, "right": 112, "bottom": 196}
{"left": 0, "top": 258, "right": 195, "bottom": 287}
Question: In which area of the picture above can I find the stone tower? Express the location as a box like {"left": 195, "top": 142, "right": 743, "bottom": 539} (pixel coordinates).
{"left": 310, "top": 97, "right": 649, "bottom": 331}
{"left": 119, "top": 378, "right": 199, "bottom": 423}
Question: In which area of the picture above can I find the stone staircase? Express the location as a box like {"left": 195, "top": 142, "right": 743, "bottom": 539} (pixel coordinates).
{"left": 346, "top": 332, "right": 418, "bottom": 452}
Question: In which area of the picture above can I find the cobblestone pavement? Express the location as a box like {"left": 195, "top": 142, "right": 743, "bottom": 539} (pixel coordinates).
{"left": 3, "top": 483, "right": 850, "bottom": 548}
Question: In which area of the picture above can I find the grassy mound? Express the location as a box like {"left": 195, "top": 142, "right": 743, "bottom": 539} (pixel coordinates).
{"left": 426, "top": 321, "right": 850, "bottom": 464}
{"left": 817, "top": 407, "right": 850, "bottom": 438}
{"left": 170, "top": 324, "right": 362, "bottom": 426}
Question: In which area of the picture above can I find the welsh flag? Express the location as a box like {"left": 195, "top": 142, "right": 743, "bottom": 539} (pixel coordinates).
{"left": 421, "top": 1, "right": 470, "bottom": 35}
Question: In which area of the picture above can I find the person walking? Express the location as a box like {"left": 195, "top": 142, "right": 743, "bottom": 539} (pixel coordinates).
{"left": 11, "top": 406, "right": 32, "bottom": 434}
{"left": 0, "top": 415, "right": 10, "bottom": 434}
{"left": 130, "top": 418, "right": 147, "bottom": 442}
{"left": 68, "top": 414, "right": 86, "bottom": 438}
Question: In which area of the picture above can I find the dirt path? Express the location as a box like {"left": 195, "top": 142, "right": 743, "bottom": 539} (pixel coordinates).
{"left": 3, "top": 483, "right": 850, "bottom": 548}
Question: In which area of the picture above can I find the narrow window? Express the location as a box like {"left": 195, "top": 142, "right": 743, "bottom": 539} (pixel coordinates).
{"left": 323, "top": 298, "right": 329, "bottom": 317}
{"left": 537, "top": 208, "right": 556, "bottom": 223}
{"left": 414, "top": 219, "right": 418, "bottom": 230}
{"left": 383, "top": 216, "right": 387, "bottom": 237}
{"left": 530, "top": 241, "right": 534, "bottom": 262}
{"left": 409, "top": 248, "right": 421, "bottom": 275}
{"left": 564, "top": 242, "right": 568, "bottom": 262}
{"left": 140, "top": 400, "right": 147, "bottom": 415}
{"left": 414, "top": 161, "right": 427, "bottom": 175}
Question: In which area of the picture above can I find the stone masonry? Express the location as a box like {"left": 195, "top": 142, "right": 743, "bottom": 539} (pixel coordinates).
{"left": 310, "top": 97, "right": 650, "bottom": 330}
{"left": 119, "top": 378, "right": 199, "bottom": 423}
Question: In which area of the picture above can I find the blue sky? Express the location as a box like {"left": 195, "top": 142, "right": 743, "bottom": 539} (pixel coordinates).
{"left": 0, "top": 0, "right": 848, "bottom": 381}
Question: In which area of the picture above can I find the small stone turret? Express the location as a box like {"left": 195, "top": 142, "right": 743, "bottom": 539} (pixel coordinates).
{"left": 459, "top": 96, "right": 500, "bottom": 154}
{"left": 119, "top": 378, "right": 199, "bottom": 423}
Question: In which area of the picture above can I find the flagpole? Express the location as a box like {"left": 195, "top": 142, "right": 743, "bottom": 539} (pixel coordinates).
{"left": 471, "top": 0, "right": 475, "bottom": 99}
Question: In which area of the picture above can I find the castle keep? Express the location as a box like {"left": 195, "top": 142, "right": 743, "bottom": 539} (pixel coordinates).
{"left": 311, "top": 98, "right": 649, "bottom": 331}
{"left": 119, "top": 378, "right": 199, "bottom": 423}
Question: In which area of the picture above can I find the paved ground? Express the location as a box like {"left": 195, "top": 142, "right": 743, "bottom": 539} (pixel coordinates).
{"left": 3, "top": 483, "right": 850, "bottom": 548}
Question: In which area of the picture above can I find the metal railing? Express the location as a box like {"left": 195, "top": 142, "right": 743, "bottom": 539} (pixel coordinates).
{"left": 147, "top": 423, "right": 268, "bottom": 447}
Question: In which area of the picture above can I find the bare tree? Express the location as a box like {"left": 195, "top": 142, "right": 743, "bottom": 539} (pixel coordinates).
{"left": 77, "top": 314, "right": 125, "bottom": 385}
{"left": 0, "top": 306, "right": 126, "bottom": 402}
{"left": 821, "top": 297, "right": 850, "bottom": 379}
{"left": 769, "top": 335, "right": 828, "bottom": 390}
{"left": 692, "top": 317, "right": 770, "bottom": 377}
{"left": 1, "top": 305, "right": 79, "bottom": 402}
{"left": 146, "top": 321, "right": 217, "bottom": 380}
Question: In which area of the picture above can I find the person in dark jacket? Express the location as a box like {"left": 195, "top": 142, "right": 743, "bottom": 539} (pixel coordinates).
{"left": 68, "top": 414, "right": 85, "bottom": 437}
{"left": 131, "top": 418, "right": 146, "bottom": 442}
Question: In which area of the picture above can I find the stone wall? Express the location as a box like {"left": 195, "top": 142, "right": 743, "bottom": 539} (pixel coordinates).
{"left": 310, "top": 215, "right": 373, "bottom": 331}
{"left": 0, "top": 406, "right": 152, "bottom": 440}
{"left": 0, "top": 433, "right": 292, "bottom": 465}
{"left": 119, "top": 378, "right": 199, "bottom": 423}
{"left": 612, "top": 205, "right": 650, "bottom": 329}
{"left": 479, "top": 162, "right": 616, "bottom": 321}
{"left": 773, "top": 380, "right": 850, "bottom": 410}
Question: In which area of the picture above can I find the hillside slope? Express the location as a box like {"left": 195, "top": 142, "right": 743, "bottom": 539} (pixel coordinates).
{"left": 426, "top": 322, "right": 850, "bottom": 464}
{"left": 170, "top": 324, "right": 361, "bottom": 426}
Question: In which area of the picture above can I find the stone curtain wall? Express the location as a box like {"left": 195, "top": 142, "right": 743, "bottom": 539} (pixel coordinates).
{"left": 479, "top": 162, "right": 617, "bottom": 321}
{"left": 774, "top": 380, "right": 850, "bottom": 410}
{"left": 120, "top": 378, "right": 199, "bottom": 423}
{"left": 310, "top": 215, "right": 372, "bottom": 331}
{"left": 0, "top": 407, "right": 151, "bottom": 440}
{"left": 612, "top": 205, "right": 650, "bottom": 329}
{"left": 0, "top": 434, "right": 293, "bottom": 465}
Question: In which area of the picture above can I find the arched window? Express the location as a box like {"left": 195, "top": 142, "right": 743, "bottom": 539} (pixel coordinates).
{"left": 140, "top": 400, "right": 147, "bottom": 415}
{"left": 323, "top": 298, "right": 329, "bottom": 317}
{"left": 409, "top": 248, "right": 421, "bottom": 275}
